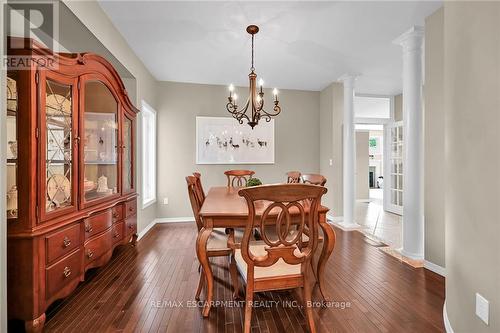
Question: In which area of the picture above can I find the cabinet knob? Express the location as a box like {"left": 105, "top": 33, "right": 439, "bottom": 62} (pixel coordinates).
{"left": 63, "top": 236, "right": 71, "bottom": 248}
{"left": 129, "top": 207, "right": 133, "bottom": 212}
{"left": 87, "top": 249, "right": 94, "bottom": 259}
{"left": 85, "top": 223, "right": 93, "bottom": 233}
{"left": 63, "top": 266, "right": 71, "bottom": 278}
{"left": 128, "top": 224, "right": 133, "bottom": 229}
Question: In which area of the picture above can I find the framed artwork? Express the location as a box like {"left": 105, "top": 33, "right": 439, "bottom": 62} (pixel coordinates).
{"left": 196, "top": 116, "right": 275, "bottom": 164}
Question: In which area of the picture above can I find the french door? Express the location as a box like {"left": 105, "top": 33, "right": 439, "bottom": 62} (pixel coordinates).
{"left": 384, "top": 121, "right": 403, "bottom": 215}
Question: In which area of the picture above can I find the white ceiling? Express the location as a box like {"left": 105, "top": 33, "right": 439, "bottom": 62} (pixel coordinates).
{"left": 98, "top": 1, "right": 441, "bottom": 94}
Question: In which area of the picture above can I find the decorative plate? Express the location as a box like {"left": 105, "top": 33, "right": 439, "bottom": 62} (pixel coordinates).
{"left": 47, "top": 174, "right": 71, "bottom": 206}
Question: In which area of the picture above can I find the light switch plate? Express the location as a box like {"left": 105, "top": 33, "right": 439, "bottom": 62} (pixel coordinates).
{"left": 163, "top": 197, "right": 169, "bottom": 205}
{"left": 476, "top": 293, "right": 489, "bottom": 325}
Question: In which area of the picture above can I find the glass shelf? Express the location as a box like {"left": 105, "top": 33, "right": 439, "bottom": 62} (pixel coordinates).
{"left": 83, "top": 81, "right": 118, "bottom": 202}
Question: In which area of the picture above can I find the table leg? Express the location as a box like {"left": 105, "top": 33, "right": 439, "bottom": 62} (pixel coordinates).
{"left": 196, "top": 221, "right": 213, "bottom": 317}
{"left": 317, "top": 213, "right": 336, "bottom": 301}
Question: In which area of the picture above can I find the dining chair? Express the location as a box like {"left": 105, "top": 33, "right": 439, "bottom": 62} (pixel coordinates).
{"left": 286, "top": 171, "right": 302, "bottom": 183}
{"left": 192, "top": 172, "right": 206, "bottom": 202}
{"left": 301, "top": 173, "right": 327, "bottom": 186}
{"left": 229, "top": 184, "right": 327, "bottom": 333}
{"left": 186, "top": 175, "right": 244, "bottom": 301}
{"left": 224, "top": 170, "right": 255, "bottom": 187}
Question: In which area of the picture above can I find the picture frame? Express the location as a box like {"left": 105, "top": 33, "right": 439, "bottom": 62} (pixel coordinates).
{"left": 196, "top": 116, "right": 275, "bottom": 164}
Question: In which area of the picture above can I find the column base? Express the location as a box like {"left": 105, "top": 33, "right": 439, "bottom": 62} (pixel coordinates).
{"left": 330, "top": 220, "right": 361, "bottom": 231}
{"left": 398, "top": 248, "right": 424, "bottom": 261}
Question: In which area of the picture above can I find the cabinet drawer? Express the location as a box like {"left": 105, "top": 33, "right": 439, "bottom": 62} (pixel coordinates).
{"left": 46, "top": 223, "right": 81, "bottom": 264}
{"left": 112, "top": 221, "right": 124, "bottom": 244}
{"left": 85, "top": 228, "right": 112, "bottom": 265}
{"left": 124, "top": 199, "right": 137, "bottom": 218}
{"left": 112, "top": 204, "right": 124, "bottom": 223}
{"left": 84, "top": 209, "right": 112, "bottom": 240}
{"left": 125, "top": 214, "right": 137, "bottom": 236}
{"left": 46, "top": 249, "right": 82, "bottom": 300}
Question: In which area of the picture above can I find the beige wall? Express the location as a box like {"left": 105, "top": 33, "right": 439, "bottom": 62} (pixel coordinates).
{"left": 156, "top": 81, "right": 320, "bottom": 218}
{"left": 319, "top": 83, "right": 343, "bottom": 217}
{"left": 394, "top": 94, "right": 403, "bottom": 122}
{"left": 356, "top": 131, "right": 369, "bottom": 200}
{"left": 424, "top": 8, "right": 445, "bottom": 268}
{"left": 64, "top": 1, "right": 159, "bottom": 233}
{"left": 444, "top": 2, "right": 500, "bottom": 332}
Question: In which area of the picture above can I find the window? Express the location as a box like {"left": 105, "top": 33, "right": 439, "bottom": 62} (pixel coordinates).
{"left": 141, "top": 100, "right": 157, "bottom": 208}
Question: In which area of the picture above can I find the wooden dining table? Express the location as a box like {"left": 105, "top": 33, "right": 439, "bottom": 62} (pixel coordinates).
{"left": 197, "top": 186, "right": 336, "bottom": 317}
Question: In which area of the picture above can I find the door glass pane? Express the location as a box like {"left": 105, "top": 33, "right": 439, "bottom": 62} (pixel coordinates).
{"left": 6, "top": 73, "right": 18, "bottom": 218}
{"left": 123, "top": 117, "right": 133, "bottom": 192}
{"left": 46, "top": 80, "right": 73, "bottom": 212}
{"left": 83, "top": 81, "right": 118, "bottom": 202}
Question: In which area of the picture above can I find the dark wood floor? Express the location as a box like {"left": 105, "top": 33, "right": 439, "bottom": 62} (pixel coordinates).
{"left": 45, "top": 223, "right": 445, "bottom": 333}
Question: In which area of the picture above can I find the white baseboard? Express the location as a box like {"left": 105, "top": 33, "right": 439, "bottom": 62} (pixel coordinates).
{"left": 424, "top": 260, "right": 446, "bottom": 277}
{"left": 443, "top": 301, "right": 454, "bottom": 333}
{"left": 137, "top": 219, "right": 157, "bottom": 240}
{"left": 326, "top": 214, "right": 343, "bottom": 222}
{"left": 137, "top": 217, "right": 195, "bottom": 240}
{"left": 155, "top": 217, "right": 195, "bottom": 223}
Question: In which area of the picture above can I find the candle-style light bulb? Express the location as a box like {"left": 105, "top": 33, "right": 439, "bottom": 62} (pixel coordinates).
{"left": 259, "top": 79, "right": 264, "bottom": 87}
{"left": 273, "top": 88, "right": 278, "bottom": 102}
{"left": 229, "top": 84, "right": 234, "bottom": 92}
{"left": 233, "top": 93, "right": 238, "bottom": 102}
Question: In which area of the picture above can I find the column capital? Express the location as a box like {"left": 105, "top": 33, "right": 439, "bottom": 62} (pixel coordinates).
{"left": 338, "top": 74, "right": 359, "bottom": 87}
{"left": 393, "top": 26, "right": 424, "bottom": 51}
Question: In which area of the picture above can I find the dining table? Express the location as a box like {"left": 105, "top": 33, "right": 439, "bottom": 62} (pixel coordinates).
{"left": 197, "top": 186, "right": 336, "bottom": 317}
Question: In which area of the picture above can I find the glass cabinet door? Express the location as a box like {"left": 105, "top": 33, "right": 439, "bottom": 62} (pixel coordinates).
{"left": 43, "top": 77, "right": 77, "bottom": 217}
{"left": 6, "top": 72, "right": 18, "bottom": 219}
{"left": 82, "top": 80, "right": 119, "bottom": 204}
{"left": 122, "top": 114, "right": 134, "bottom": 193}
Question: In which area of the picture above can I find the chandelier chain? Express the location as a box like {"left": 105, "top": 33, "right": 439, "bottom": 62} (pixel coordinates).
{"left": 251, "top": 34, "right": 255, "bottom": 71}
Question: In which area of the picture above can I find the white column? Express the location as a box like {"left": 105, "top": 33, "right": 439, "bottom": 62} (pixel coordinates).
{"left": 338, "top": 74, "right": 359, "bottom": 229}
{"left": 393, "top": 26, "right": 424, "bottom": 260}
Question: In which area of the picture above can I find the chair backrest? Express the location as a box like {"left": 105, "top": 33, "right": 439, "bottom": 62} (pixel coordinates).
{"left": 286, "top": 171, "right": 302, "bottom": 184}
{"left": 238, "top": 184, "right": 327, "bottom": 276}
{"left": 186, "top": 176, "right": 204, "bottom": 231}
{"left": 192, "top": 172, "right": 205, "bottom": 203}
{"left": 224, "top": 169, "right": 255, "bottom": 187}
{"left": 301, "top": 173, "right": 327, "bottom": 186}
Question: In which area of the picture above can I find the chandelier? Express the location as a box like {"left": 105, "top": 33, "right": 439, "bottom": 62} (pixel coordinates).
{"left": 226, "top": 25, "right": 281, "bottom": 129}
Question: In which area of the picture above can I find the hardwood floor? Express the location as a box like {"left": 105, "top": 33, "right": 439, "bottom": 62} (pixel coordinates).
{"left": 44, "top": 223, "right": 445, "bottom": 333}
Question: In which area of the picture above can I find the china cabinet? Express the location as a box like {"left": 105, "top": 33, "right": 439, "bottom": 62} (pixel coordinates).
{"left": 6, "top": 37, "right": 139, "bottom": 332}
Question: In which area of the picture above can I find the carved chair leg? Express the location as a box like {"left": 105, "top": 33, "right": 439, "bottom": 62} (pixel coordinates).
{"left": 25, "top": 313, "right": 46, "bottom": 333}
{"left": 229, "top": 254, "right": 240, "bottom": 299}
{"left": 303, "top": 272, "right": 316, "bottom": 333}
{"left": 243, "top": 286, "right": 254, "bottom": 333}
{"left": 195, "top": 268, "right": 205, "bottom": 301}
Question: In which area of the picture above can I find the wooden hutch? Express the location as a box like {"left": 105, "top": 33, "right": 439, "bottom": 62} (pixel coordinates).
{"left": 6, "top": 37, "right": 139, "bottom": 332}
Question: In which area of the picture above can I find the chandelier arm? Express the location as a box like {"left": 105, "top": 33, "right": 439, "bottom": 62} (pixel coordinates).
{"left": 259, "top": 103, "right": 281, "bottom": 118}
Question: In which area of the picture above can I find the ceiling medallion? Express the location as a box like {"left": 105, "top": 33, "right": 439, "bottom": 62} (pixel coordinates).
{"left": 226, "top": 25, "right": 281, "bottom": 129}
